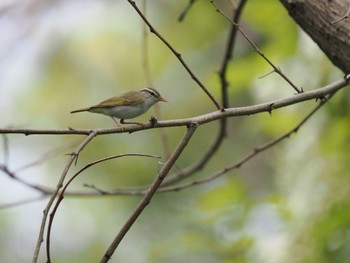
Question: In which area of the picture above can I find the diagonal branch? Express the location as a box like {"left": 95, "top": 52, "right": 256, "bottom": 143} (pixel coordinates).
{"left": 32, "top": 131, "right": 98, "bottom": 263}
{"left": 178, "top": 0, "right": 197, "bottom": 21}
{"left": 100, "top": 123, "right": 198, "bottom": 262}
{"left": 126, "top": 0, "right": 222, "bottom": 110}
{"left": 211, "top": 0, "right": 302, "bottom": 94}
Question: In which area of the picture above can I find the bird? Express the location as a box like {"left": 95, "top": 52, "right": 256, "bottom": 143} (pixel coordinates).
{"left": 70, "top": 87, "right": 167, "bottom": 128}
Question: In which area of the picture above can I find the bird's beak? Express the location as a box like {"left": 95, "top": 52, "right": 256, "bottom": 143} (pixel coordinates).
{"left": 160, "top": 97, "right": 167, "bottom": 102}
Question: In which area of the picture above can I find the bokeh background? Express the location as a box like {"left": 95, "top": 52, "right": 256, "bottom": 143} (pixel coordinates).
{"left": 1, "top": 0, "right": 349, "bottom": 262}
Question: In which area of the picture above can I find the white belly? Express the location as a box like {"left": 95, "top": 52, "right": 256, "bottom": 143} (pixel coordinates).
{"left": 91, "top": 104, "right": 150, "bottom": 119}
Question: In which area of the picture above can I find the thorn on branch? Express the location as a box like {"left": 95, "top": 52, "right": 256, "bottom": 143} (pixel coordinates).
{"left": 65, "top": 152, "right": 79, "bottom": 166}
{"left": 258, "top": 69, "right": 276, "bottom": 79}
{"left": 149, "top": 26, "right": 155, "bottom": 33}
{"left": 267, "top": 103, "right": 275, "bottom": 115}
{"left": 84, "top": 184, "right": 109, "bottom": 195}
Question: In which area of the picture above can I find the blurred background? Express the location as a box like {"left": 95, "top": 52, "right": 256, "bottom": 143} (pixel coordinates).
{"left": 0, "top": 0, "right": 349, "bottom": 262}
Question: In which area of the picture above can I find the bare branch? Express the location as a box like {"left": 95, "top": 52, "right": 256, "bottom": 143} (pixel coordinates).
{"left": 126, "top": 0, "right": 222, "bottom": 110}
{"left": 1, "top": 75, "right": 348, "bottom": 137}
{"left": 178, "top": 0, "right": 197, "bottom": 21}
{"left": 211, "top": 0, "right": 302, "bottom": 94}
{"left": 0, "top": 164, "right": 52, "bottom": 195}
{"left": 100, "top": 124, "right": 198, "bottom": 262}
{"left": 0, "top": 196, "right": 46, "bottom": 209}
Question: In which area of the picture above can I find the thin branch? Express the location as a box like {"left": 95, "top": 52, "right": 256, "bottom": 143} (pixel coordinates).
{"left": 210, "top": 0, "right": 302, "bottom": 94}
{"left": 32, "top": 131, "right": 98, "bottom": 263}
{"left": 141, "top": 0, "right": 152, "bottom": 86}
{"left": 100, "top": 124, "right": 198, "bottom": 262}
{"left": 178, "top": 0, "right": 197, "bottom": 22}
{"left": 0, "top": 195, "right": 46, "bottom": 209}
{"left": 0, "top": 164, "right": 52, "bottom": 194}
{"left": 46, "top": 153, "right": 160, "bottom": 263}
{"left": 14, "top": 141, "right": 79, "bottom": 173}
{"left": 1, "top": 75, "right": 349, "bottom": 137}
{"left": 126, "top": 0, "right": 222, "bottom": 110}
{"left": 218, "top": 0, "right": 247, "bottom": 97}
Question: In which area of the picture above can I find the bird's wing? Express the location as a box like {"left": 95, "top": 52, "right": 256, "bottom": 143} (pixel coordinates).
{"left": 93, "top": 91, "right": 143, "bottom": 108}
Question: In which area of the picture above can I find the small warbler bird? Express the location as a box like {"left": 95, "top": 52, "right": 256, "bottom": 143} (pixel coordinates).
{"left": 70, "top": 87, "right": 167, "bottom": 128}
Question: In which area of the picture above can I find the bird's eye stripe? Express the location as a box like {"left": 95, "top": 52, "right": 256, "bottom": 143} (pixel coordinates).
{"left": 141, "top": 88, "right": 159, "bottom": 97}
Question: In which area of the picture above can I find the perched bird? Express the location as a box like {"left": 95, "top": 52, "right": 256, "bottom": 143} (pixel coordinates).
{"left": 70, "top": 87, "right": 167, "bottom": 128}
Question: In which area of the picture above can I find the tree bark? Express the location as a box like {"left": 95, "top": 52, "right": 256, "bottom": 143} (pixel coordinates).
{"left": 280, "top": 0, "right": 350, "bottom": 73}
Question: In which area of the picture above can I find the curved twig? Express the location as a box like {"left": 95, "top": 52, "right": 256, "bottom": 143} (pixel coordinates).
{"left": 46, "top": 153, "right": 160, "bottom": 263}
{"left": 32, "top": 131, "right": 98, "bottom": 263}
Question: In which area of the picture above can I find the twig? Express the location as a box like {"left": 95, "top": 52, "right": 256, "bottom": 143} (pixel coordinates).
{"left": 178, "top": 0, "right": 197, "bottom": 22}
{"left": 0, "top": 164, "right": 52, "bottom": 194}
{"left": 141, "top": 0, "right": 152, "bottom": 86}
{"left": 14, "top": 141, "right": 79, "bottom": 172}
{"left": 332, "top": 4, "right": 350, "bottom": 24}
{"left": 100, "top": 124, "right": 198, "bottom": 262}
{"left": 126, "top": 0, "right": 222, "bottom": 110}
{"left": 210, "top": 0, "right": 302, "bottom": 94}
{"left": 32, "top": 131, "right": 98, "bottom": 263}
{"left": 218, "top": 0, "right": 247, "bottom": 108}
{"left": 0, "top": 196, "right": 46, "bottom": 209}
{"left": 46, "top": 153, "right": 160, "bottom": 263}
{"left": 1, "top": 75, "right": 349, "bottom": 137}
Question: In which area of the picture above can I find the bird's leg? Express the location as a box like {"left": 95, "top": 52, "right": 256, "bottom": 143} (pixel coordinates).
{"left": 120, "top": 119, "right": 146, "bottom": 128}
{"left": 111, "top": 117, "right": 124, "bottom": 131}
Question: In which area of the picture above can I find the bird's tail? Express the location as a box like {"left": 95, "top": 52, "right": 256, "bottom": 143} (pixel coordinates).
{"left": 70, "top": 107, "right": 90, "bottom": 114}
